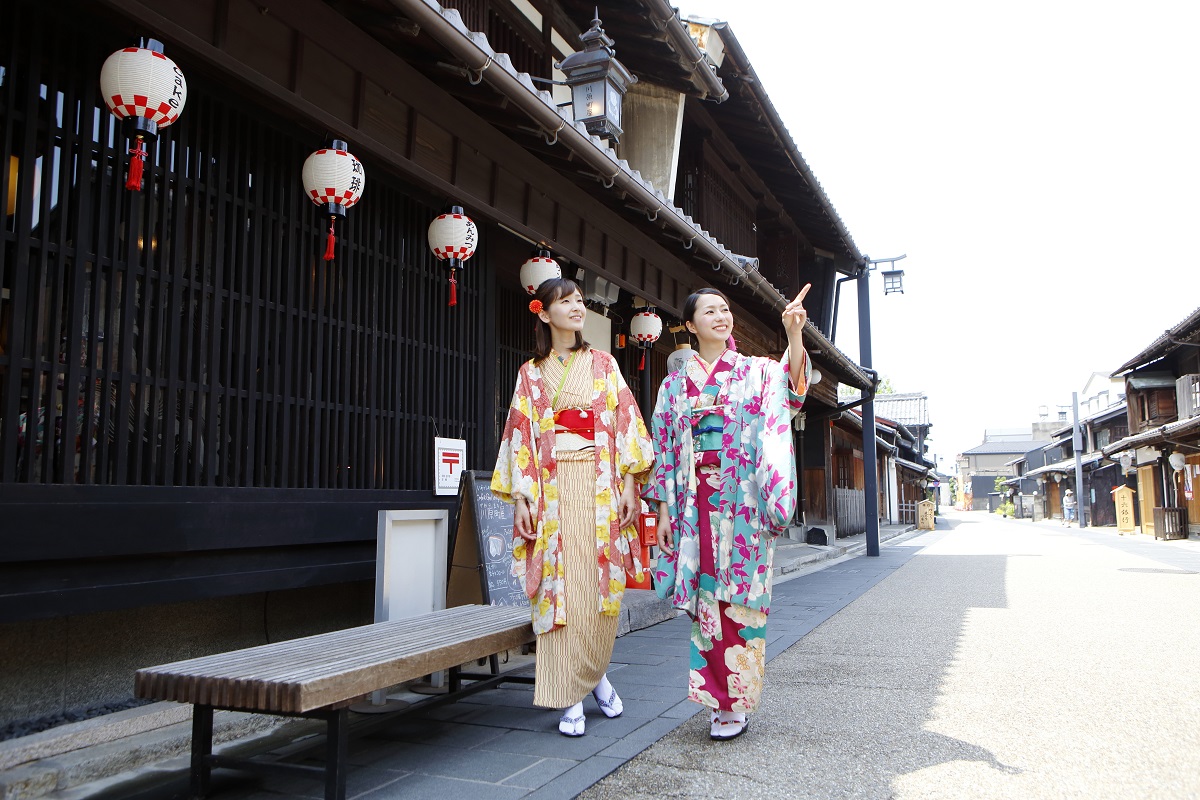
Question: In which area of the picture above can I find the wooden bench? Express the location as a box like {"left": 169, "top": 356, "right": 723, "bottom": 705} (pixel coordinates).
{"left": 135, "top": 604, "right": 534, "bottom": 800}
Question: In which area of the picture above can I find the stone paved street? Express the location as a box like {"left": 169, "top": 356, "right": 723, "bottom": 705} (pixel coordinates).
{"left": 581, "top": 512, "right": 1200, "bottom": 800}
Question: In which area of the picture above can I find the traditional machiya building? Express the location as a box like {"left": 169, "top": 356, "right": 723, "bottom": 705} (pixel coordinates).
{"left": 0, "top": 0, "right": 873, "bottom": 730}
{"left": 1104, "top": 307, "right": 1200, "bottom": 538}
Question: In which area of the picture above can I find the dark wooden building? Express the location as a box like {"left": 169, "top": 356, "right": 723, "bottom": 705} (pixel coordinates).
{"left": 0, "top": 0, "right": 872, "bottom": 727}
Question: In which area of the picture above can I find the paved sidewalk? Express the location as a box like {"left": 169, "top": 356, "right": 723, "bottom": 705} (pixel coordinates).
{"left": 39, "top": 524, "right": 915, "bottom": 800}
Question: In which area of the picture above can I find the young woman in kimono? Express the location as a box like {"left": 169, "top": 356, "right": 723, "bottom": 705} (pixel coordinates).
{"left": 647, "top": 284, "right": 811, "bottom": 741}
{"left": 492, "top": 277, "right": 653, "bottom": 737}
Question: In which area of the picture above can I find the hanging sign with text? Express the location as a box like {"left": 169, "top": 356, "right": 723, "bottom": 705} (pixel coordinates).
{"left": 434, "top": 437, "right": 467, "bottom": 496}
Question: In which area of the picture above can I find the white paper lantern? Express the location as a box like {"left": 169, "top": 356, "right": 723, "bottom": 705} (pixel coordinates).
{"left": 629, "top": 310, "right": 662, "bottom": 371}
{"left": 520, "top": 248, "right": 561, "bottom": 295}
{"left": 302, "top": 140, "right": 364, "bottom": 261}
{"left": 302, "top": 143, "right": 365, "bottom": 214}
{"left": 427, "top": 206, "right": 478, "bottom": 307}
{"left": 100, "top": 41, "right": 187, "bottom": 191}
{"left": 630, "top": 310, "right": 662, "bottom": 345}
{"left": 101, "top": 45, "right": 187, "bottom": 131}
{"left": 667, "top": 345, "right": 697, "bottom": 374}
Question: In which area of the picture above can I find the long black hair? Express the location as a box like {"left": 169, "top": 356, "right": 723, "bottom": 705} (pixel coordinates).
{"left": 531, "top": 277, "right": 589, "bottom": 361}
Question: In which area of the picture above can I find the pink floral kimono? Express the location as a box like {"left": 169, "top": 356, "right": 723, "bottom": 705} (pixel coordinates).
{"left": 491, "top": 348, "right": 653, "bottom": 635}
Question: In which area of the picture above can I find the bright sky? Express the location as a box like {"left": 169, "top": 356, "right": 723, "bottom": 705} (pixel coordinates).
{"left": 678, "top": 1, "right": 1200, "bottom": 471}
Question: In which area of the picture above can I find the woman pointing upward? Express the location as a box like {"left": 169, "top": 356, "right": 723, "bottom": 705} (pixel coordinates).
{"left": 647, "top": 284, "right": 811, "bottom": 741}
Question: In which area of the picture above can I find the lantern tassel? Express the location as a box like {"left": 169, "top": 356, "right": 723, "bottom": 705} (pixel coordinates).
{"left": 448, "top": 268, "right": 458, "bottom": 307}
{"left": 323, "top": 217, "right": 336, "bottom": 261}
{"left": 638, "top": 350, "right": 645, "bottom": 371}
{"left": 125, "top": 135, "right": 147, "bottom": 192}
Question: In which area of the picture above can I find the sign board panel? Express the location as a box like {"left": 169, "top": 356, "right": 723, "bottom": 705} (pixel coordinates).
{"left": 374, "top": 510, "right": 449, "bottom": 623}
{"left": 371, "top": 509, "right": 449, "bottom": 704}
{"left": 1113, "top": 485, "right": 1136, "bottom": 533}
{"left": 447, "top": 470, "right": 528, "bottom": 608}
{"left": 1135, "top": 446, "right": 1160, "bottom": 467}
{"left": 917, "top": 499, "right": 936, "bottom": 530}
{"left": 434, "top": 437, "right": 467, "bottom": 496}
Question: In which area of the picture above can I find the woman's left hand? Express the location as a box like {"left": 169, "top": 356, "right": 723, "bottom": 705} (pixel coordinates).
{"left": 782, "top": 284, "right": 810, "bottom": 340}
{"left": 618, "top": 481, "right": 639, "bottom": 528}
{"left": 783, "top": 284, "right": 811, "bottom": 391}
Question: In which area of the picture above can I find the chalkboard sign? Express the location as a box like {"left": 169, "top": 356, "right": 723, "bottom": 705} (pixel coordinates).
{"left": 446, "top": 470, "right": 529, "bottom": 608}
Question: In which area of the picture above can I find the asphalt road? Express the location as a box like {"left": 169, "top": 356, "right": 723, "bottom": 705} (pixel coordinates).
{"left": 578, "top": 511, "right": 1200, "bottom": 800}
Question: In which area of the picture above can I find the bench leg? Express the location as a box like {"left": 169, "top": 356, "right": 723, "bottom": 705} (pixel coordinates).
{"left": 449, "top": 665, "right": 462, "bottom": 693}
{"left": 324, "top": 708, "right": 348, "bottom": 800}
{"left": 190, "top": 705, "right": 214, "bottom": 799}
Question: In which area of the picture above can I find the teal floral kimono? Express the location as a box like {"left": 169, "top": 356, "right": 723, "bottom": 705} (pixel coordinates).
{"left": 647, "top": 348, "right": 808, "bottom": 615}
{"left": 646, "top": 348, "right": 807, "bottom": 712}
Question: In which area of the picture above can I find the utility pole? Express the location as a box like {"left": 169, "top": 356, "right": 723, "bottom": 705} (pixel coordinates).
{"left": 1072, "top": 391, "right": 1086, "bottom": 528}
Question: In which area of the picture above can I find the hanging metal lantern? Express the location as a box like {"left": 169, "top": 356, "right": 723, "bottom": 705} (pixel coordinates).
{"left": 519, "top": 246, "right": 561, "bottom": 295}
{"left": 630, "top": 309, "right": 662, "bottom": 371}
{"left": 100, "top": 39, "right": 187, "bottom": 191}
{"left": 302, "top": 139, "right": 364, "bottom": 262}
{"left": 557, "top": 14, "right": 637, "bottom": 142}
{"left": 427, "top": 206, "right": 478, "bottom": 307}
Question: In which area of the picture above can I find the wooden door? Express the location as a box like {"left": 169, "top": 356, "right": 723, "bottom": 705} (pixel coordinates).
{"left": 1048, "top": 482, "right": 1062, "bottom": 518}
{"left": 1182, "top": 455, "right": 1199, "bottom": 530}
{"left": 1137, "top": 465, "right": 1160, "bottom": 535}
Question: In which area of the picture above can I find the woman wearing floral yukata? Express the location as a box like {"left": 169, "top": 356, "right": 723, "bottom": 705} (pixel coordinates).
{"left": 492, "top": 277, "right": 653, "bottom": 737}
{"left": 648, "top": 284, "right": 811, "bottom": 741}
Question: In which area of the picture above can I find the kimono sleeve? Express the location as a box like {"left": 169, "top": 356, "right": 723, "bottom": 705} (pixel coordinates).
{"left": 609, "top": 361, "right": 654, "bottom": 484}
{"left": 490, "top": 367, "right": 539, "bottom": 506}
{"left": 757, "top": 360, "right": 798, "bottom": 530}
{"left": 779, "top": 344, "right": 811, "bottom": 417}
{"left": 642, "top": 377, "right": 675, "bottom": 504}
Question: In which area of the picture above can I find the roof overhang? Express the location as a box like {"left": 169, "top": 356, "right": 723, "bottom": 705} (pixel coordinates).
{"left": 1112, "top": 305, "right": 1200, "bottom": 376}
{"left": 1127, "top": 373, "right": 1177, "bottom": 390}
{"left": 1102, "top": 415, "right": 1200, "bottom": 457}
{"left": 895, "top": 457, "right": 933, "bottom": 475}
{"left": 1024, "top": 454, "right": 1105, "bottom": 477}
{"left": 697, "top": 18, "right": 863, "bottom": 269}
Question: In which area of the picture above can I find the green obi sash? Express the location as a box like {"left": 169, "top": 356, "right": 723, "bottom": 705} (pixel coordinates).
{"left": 693, "top": 413, "right": 723, "bottom": 451}
{"left": 691, "top": 382, "right": 724, "bottom": 452}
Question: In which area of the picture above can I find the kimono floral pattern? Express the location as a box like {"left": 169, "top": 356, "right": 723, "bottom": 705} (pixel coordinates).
{"left": 492, "top": 349, "right": 652, "bottom": 635}
{"left": 647, "top": 348, "right": 808, "bottom": 617}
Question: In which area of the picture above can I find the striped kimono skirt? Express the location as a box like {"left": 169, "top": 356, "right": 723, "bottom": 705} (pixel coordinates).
{"left": 531, "top": 355, "right": 618, "bottom": 709}
{"left": 689, "top": 450, "right": 770, "bottom": 713}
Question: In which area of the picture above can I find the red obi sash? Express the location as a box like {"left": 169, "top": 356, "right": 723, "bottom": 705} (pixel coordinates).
{"left": 553, "top": 408, "right": 595, "bottom": 440}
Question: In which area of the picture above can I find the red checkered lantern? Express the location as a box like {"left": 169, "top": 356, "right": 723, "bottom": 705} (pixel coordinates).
{"left": 519, "top": 246, "right": 561, "bottom": 295}
{"left": 427, "top": 206, "right": 478, "bottom": 307}
{"left": 100, "top": 39, "right": 187, "bottom": 191}
{"left": 302, "top": 140, "right": 364, "bottom": 262}
{"left": 630, "top": 309, "right": 662, "bottom": 370}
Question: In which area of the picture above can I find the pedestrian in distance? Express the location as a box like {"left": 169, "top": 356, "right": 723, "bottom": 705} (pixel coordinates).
{"left": 647, "top": 284, "right": 811, "bottom": 741}
{"left": 1063, "top": 488, "right": 1077, "bottom": 526}
{"left": 492, "top": 277, "right": 654, "bottom": 737}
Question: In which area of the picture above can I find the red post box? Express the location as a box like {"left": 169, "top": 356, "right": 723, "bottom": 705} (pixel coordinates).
{"left": 628, "top": 512, "right": 657, "bottom": 590}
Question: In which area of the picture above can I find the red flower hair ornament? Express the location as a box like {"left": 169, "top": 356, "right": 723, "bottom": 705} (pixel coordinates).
{"left": 528, "top": 299, "right": 543, "bottom": 314}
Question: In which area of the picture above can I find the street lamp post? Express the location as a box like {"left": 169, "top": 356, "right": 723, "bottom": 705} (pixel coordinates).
{"left": 858, "top": 254, "right": 905, "bottom": 557}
